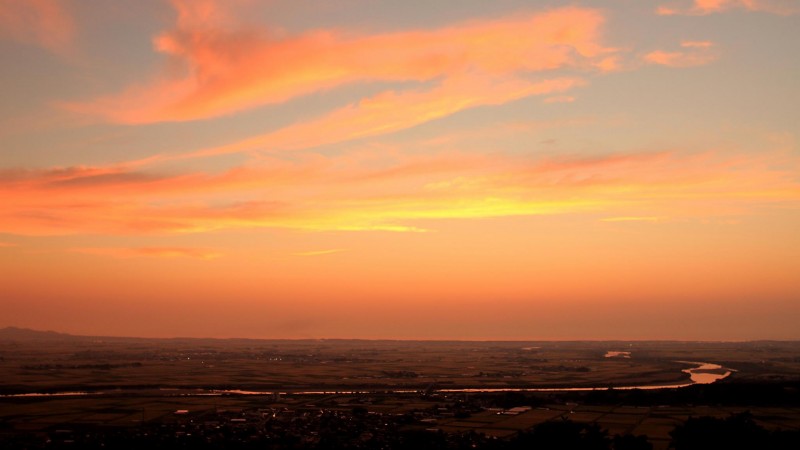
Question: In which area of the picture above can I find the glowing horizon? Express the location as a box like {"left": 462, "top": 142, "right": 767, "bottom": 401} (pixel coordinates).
{"left": 1, "top": 0, "right": 798, "bottom": 340}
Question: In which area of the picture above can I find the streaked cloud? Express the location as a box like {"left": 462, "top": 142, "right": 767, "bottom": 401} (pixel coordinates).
{"left": 2, "top": 147, "right": 797, "bottom": 236}
{"left": 172, "top": 76, "right": 583, "bottom": 161}
{"left": 644, "top": 41, "right": 718, "bottom": 67}
{"left": 292, "top": 249, "right": 346, "bottom": 257}
{"left": 72, "top": 247, "right": 221, "bottom": 260}
{"left": 2, "top": 0, "right": 799, "bottom": 339}
{"left": 543, "top": 95, "right": 576, "bottom": 104}
{"left": 64, "top": 3, "right": 612, "bottom": 124}
{"left": 680, "top": 40, "right": 714, "bottom": 48}
{"left": 657, "top": 0, "right": 799, "bottom": 16}
{"left": 601, "top": 216, "right": 663, "bottom": 223}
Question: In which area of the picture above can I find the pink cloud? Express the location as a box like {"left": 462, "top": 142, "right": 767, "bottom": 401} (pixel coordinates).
{"left": 0, "top": 0, "right": 75, "bottom": 55}
{"left": 644, "top": 41, "right": 718, "bottom": 67}
{"left": 1, "top": 147, "right": 798, "bottom": 237}
{"left": 72, "top": 247, "right": 221, "bottom": 260}
{"left": 64, "top": 3, "right": 613, "bottom": 124}
{"left": 176, "top": 76, "right": 584, "bottom": 160}
{"left": 681, "top": 40, "right": 714, "bottom": 48}
{"left": 543, "top": 95, "right": 576, "bottom": 104}
{"left": 593, "top": 55, "right": 622, "bottom": 73}
{"left": 657, "top": 0, "right": 799, "bottom": 15}
{"left": 292, "top": 249, "right": 346, "bottom": 257}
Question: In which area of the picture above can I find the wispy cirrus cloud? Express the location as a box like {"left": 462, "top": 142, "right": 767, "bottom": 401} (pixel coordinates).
{"left": 543, "top": 95, "right": 576, "bottom": 104}
{"left": 63, "top": 2, "right": 613, "bottom": 124}
{"left": 0, "top": 0, "right": 75, "bottom": 56}
{"left": 292, "top": 249, "right": 346, "bottom": 257}
{"left": 657, "top": 0, "right": 799, "bottom": 16}
{"left": 71, "top": 247, "right": 221, "bottom": 260}
{"left": 600, "top": 216, "right": 664, "bottom": 223}
{"left": 1, "top": 146, "right": 798, "bottom": 237}
{"left": 172, "top": 76, "right": 583, "bottom": 161}
{"left": 644, "top": 41, "right": 718, "bottom": 67}
{"left": 680, "top": 41, "right": 715, "bottom": 48}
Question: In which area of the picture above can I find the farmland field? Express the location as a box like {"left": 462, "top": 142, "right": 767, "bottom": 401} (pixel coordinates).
{"left": 2, "top": 331, "right": 800, "bottom": 448}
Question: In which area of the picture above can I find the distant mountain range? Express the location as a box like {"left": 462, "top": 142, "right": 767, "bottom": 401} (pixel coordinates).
{"left": 0, "top": 326, "right": 80, "bottom": 341}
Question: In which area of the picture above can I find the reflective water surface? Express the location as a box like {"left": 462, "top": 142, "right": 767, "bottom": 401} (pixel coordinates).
{"left": 0, "top": 361, "right": 732, "bottom": 398}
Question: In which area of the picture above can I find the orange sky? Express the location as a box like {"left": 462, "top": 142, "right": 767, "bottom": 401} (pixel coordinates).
{"left": 1, "top": 0, "right": 798, "bottom": 339}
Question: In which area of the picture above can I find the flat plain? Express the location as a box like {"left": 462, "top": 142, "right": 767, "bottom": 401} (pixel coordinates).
{"left": 2, "top": 330, "right": 800, "bottom": 448}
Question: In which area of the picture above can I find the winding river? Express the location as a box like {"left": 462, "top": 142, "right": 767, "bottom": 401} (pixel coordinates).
{"left": 1, "top": 361, "right": 733, "bottom": 398}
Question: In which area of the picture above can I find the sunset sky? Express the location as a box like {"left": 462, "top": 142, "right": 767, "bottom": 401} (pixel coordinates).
{"left": 1, "top": 0, "right": 798, "bottom": 340}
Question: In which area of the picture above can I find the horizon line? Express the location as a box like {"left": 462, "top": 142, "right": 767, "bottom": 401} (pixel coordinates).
{"left": 2, "top": 326, "right": 799, "bottom": 343}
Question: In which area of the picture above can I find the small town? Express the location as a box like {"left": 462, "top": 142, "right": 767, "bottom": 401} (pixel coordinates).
{"left": 4, "top": 388, "right": 800, "bottom": 450}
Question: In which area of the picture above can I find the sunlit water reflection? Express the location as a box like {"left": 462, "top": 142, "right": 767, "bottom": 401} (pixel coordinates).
{"left": 0, "top": 360, "right": 733, "bottom": 398}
